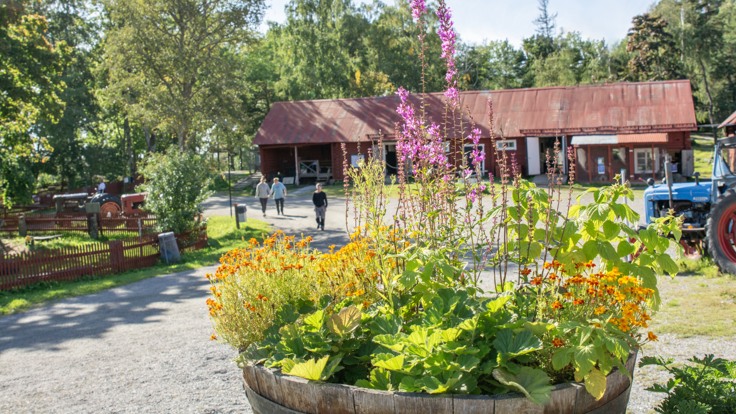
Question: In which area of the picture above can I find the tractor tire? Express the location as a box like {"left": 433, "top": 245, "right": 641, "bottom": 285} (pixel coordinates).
{"left": 90, "top": 194, "right": 122, "bottom": 218}
{"left": 706, "top": 189, "right": 736, "bottom": 275}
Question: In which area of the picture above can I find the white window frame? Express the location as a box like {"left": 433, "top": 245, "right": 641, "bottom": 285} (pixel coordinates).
{"left": 495, "top": 139, "right": 517, "bottom": 151}
{"left": 464, "top": 144, "right": 486, "bottom": 174}
{"left": 634, "top": 148, "right": 658, "bottom": 174}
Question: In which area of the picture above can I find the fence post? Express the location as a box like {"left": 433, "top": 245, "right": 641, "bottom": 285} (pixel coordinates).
{"left": 109, "top": 240, "right": 124, "bottom": 273}
{"left": 18, "top": 214, "right": 27, "bottom": 237}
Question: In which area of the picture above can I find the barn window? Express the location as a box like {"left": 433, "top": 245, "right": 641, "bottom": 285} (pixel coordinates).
{"left": 634, "top": 148, "right": 657, "bottom": 173}
{"left": 495, "top": 140, "right": 517, "bottom": 151}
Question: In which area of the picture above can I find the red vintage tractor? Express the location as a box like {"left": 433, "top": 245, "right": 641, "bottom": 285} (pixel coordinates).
{"left": 53, "top": 192, "right": 147, "bottom": 217}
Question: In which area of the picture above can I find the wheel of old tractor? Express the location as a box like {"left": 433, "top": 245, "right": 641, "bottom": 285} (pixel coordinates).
{"left": 706, "top": 189, "right": 736, "bottom": 274}
{"left": 91, "top": 194, "right": 122, "bottom": 218}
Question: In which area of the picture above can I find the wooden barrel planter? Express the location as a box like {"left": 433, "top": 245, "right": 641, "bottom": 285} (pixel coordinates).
{"left": 242, "top": 353, "right": 637, "bottom": 414}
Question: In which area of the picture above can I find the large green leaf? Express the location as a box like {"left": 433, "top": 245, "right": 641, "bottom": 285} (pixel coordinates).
{"left": 656, "top": 254, "right": 679, "bottom": 275}
{"left": 493, "top": 329, "right": 542, "bottom": 358}
{"left": 326, "top": 306, "right": 361, "bottom": 337}
{"left": 584, "top": 367, "right": 607, "bottom": 400}
{"left": 373, "top": 353, "right": 406, "bottom": 372}
{"left": 573, "top": 344, "right": 597, "bottom": 380}
{"left": 552, "top": 348, "right": 573, "bottom": 371}
{"left": 373, "top": 334, "right": 407, "bottom": 353}
{"left": 492, "top": 366, "right": 552, "bottom": 405}
{"left": 284, "top": 356, "right": 329, "bottom": 381}
{"left": 602, "top": 220, "right": 620, "bottom": 241}
{"left": 356, "top": 367, "right": 394, "bottom": 390}
{"left": 486, "top": 295, "right": 511, "bottom": 313}
{"left": 303, "top": 310, "right": 325, "bottom": 330}
{"left": 413, "top": 376, "right": 448, "bottom": 394}
{"left": 598, "top": 241, "right": 618, "bottom": 261}
{"left": 368, "top": 313, "right": 402, "bottom": 336}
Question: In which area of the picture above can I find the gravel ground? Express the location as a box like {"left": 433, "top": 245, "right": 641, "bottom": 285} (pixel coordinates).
{"left": 1, "top": 186, "right": 733, "bottom": 413}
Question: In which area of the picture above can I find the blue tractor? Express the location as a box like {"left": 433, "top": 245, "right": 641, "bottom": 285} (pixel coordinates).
{"left": 644, "top": 136, "right": 736, "bottom": 274}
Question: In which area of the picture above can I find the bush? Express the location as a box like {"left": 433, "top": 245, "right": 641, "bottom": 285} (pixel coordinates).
{"left": 139, "top": 148, "right": 212, "bottom": 234}
{"left": 640, "top": 354, "right": 736, "bottom": 413}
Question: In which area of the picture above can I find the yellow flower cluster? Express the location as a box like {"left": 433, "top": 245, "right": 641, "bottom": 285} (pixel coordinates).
{"left": 206, "top": 231, "right": 391, "bottom": 350}
{"left": 532, "top": 260, "right": 657, "bottom": 341}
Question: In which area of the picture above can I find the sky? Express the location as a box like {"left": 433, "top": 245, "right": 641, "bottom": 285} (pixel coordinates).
{"left": 261, "top": 0, "right": 657, "bottom": 47}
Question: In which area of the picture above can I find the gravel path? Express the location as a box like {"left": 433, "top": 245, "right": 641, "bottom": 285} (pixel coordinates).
{"left": 1, "top": 186, "right": 733, "bottom": 413}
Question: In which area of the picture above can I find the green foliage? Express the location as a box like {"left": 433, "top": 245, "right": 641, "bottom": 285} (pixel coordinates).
{"left": 625, "top": 13, "right": 685, "bottom": 82}
{"left": 640, "top": 354, "right": 736, "bottom": 413}
{"left": 243, "top": 250, "right": 555, "bottom": 402}
{"left": 100, "top": 0, "right": 266, "bottom": 149}
{"left": 0, "top": 1, "right": 67, "bottom": 206}
{"left": 139, "top": 148, "right": 212, "bottom": 234}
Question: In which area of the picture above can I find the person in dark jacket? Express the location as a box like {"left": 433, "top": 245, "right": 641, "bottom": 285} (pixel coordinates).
{"left": 312, "top": 183, "right": 328, "bottom": 230}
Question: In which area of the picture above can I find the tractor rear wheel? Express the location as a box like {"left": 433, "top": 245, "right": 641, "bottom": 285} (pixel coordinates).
{"left": 91, "top": 194, "right": 122, "bottom": 218}
{"left": 706, "top": 189, "right": 736, "bottom": 274}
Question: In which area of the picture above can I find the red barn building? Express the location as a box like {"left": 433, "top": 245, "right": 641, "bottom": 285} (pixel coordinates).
{"left": 254, "top": 80, "right": 697, "bottom": 183}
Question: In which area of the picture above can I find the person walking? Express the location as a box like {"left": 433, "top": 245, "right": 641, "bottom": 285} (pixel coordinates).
{"left": 312, "top": 183, "right": 327, "bottom": 230}
{"left": 270, "top": 177, "right": 287, "bottom": 215}
{"left": 255, "top": 177, "right": 270, "bottom": 216}
{"left": 97, "top": 178, "right": 106, "bottom": 194}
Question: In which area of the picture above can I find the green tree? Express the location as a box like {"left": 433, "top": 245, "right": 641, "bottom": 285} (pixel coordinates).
{"left": 101, "top": 0, "right": 266, "bottom": 150}
{"left": 456, "top": 40, "right": 527, "bottom": 90}
{"left": 530, "top": 32, "right": 611, "bottom": 87}
{"left": 653, "top": 0, "right": 726, "bottom": 139}
{"left": 626, "top": 13, "right": 684, "bottom": 82}
{"left": 0, "top": 0, "right": 67, "bottom": 206}
{"left": 139, "top": 148, "right": 212, "bottom": 234}
{"left": 30, "top": 0, "right": 102, "bottom": 191}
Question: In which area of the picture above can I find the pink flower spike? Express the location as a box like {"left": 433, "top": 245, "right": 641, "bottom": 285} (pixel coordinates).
{"left": 410, "top": 0, "right": 426, "bottom": 21}
{"left": 444, "top": 87, "right": 459, "bottom": 105}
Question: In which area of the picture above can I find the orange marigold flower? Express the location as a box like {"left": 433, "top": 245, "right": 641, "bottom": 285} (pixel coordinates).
{"left": 210, "top": 334, "right": 217, "bottom": 341}
{"left": 647, "top": 331, "right": 658, "bottom": 341}
{"left": 573, "top": 298, "right": 585, "bottom": 306}
{"left": 543, "top": 261, "right": 553, "bottom": 269}
{"left": 552, "top": 338, "right": 564, "bottom": 347}
{"left": 594, "top": 306, "right": 606, "bottom": 315}
{"left": 551, "top": 301, "right": 564, "bottom": 310}
{"left": 530, "top": 276, "right": 543, "bottom": 286}
{"left": 521, "top": 268, "right": 532, "bottom": 276}
{"left": 548, "top": 273, "right": 558, "bottom": 281}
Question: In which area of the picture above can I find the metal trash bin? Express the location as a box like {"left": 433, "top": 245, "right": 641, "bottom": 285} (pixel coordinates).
{"left": 158, "top": 232, "right": 181, "bottom": 264}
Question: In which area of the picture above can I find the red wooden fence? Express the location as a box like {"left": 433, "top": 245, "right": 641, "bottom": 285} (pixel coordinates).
{"left": 0, "top": 229, "right": 207, "bottom": 291}
{"left": 0, "top": 212, "right": 158, "bottom": 235}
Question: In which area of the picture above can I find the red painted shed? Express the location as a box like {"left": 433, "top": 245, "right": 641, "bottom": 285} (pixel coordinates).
{"left": 254, "top": 80, "right": 697, "bottom": 183}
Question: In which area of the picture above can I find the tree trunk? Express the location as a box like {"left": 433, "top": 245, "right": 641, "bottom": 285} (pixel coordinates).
{"left": 143, "top": 126, "right": 155, "bottom": 153}
{"left": 697, "top": 57, "right": 717, "bottom": 143}
{"left": 124, "top": 117, "right": 134, "bottom": 177}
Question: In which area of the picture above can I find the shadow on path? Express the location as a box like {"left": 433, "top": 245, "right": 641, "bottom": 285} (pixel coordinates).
{"left": 0, "top": 265, "right": 214, "bottom": 352}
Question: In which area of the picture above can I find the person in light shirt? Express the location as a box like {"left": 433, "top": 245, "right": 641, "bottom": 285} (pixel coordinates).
{"left": 270, "top": 177, "right": 287, "bottom": 215}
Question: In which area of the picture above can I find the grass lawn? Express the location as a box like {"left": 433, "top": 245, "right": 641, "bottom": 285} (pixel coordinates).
{"left": 0, "top": 216, "right": 270, "bottom": 315}
{"left": 651, "top": 258, "right": 736, "bottom": 337}
{"left": 691, "top": 134, "right": 716, "bottom": 178}
{"left": 4, "top": 231, "right": 138, "bottom": 253}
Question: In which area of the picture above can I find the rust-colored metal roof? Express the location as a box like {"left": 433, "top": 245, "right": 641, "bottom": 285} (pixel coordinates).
{"left": 720, "top": 110, "right": 736, "bottom": 128}
{"left": 254, "top": 80, "right": 697, "bottom": 146}
{"left": 617, "top": 133, "right": 669, "bottom": 144}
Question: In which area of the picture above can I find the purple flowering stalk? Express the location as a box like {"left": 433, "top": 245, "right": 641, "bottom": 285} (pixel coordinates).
{"left": 392, "top": 0, "right": 491, "bottom": 265}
